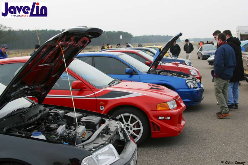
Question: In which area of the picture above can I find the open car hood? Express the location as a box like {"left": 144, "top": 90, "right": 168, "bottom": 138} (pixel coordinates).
{"left": 148, "top": 33, "right": 182, "bottom": 73}
{"left": 0, "top": 27, "right": 102, "bottom": 108}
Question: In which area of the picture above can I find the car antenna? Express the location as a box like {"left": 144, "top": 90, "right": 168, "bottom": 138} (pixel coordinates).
{"left": 58, "top": 42, "right": 79, "bottom": 146}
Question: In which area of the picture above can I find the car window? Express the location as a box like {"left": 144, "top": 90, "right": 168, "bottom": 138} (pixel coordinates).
{"left": 124, "top": 52, "right": 147, "bottom": 63}
{"left": 118, "top": 54, "right": 149, "bottom": 73}
{"left": 94, "top": 56, "right": 129, "bottom": 75}
{"left": 202, "top": 44, "right": 216, "bottom": 51}
{"left": 0, "top": 63, "right": 24, "bottom": 85}
{"left": 69, "top": 60, "right": 114, "bottom": 89}
{"left": 141, "top": 50, "right": 155, "bottom": 56}
{"left": 52, "top": 72, "right": 76, "bottom": 90}
{"left": 77, "top": 56, "right": 93, "bottom": 65}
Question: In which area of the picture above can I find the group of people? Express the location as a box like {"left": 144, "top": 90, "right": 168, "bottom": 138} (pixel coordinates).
{"left": 212, "top": 30, "right": 244, "bottom": 119}
{"left": 169, "top": 39, "right": 194, "bottom": 59}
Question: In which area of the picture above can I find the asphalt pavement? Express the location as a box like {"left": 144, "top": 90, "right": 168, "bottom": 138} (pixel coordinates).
{"left": 137, "top": 46, "right": 248, "bottom": 165}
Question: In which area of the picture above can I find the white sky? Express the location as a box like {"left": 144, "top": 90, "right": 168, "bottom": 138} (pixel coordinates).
{"left": 0, "top": 0, "right": 248, "bottom": 38}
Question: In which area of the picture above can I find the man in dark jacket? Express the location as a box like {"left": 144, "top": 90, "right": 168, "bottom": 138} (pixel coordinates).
{"left": 183, "top": 39, "right": 194, "bottom": 60}
{"left": 214, "top": 33, "right": 236, "bottom": 119}
{"left": 170, "top": 41, "right": 181, "bottom": 58}
{"left": 223, "top": 30, "right": 244, "bottom": 109}
{"left": 0, "top": 44, "right": 8, "bottom": 59}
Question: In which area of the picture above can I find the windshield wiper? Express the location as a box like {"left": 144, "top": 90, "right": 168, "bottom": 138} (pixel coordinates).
{"left": 108, "top": 79, "right": 120, "bottom": 86}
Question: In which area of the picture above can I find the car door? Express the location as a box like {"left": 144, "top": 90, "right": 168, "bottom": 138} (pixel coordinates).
{"left": 93, "top": 56, "right": 141, "bottom": 81}
{"left": 43, "top": 72, "right": 97, "bottom": 112}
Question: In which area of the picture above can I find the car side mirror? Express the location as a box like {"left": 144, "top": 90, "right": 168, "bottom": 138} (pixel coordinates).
{"left": 72, "top": 80, "right": 86, "bottom": 90}
{"left": 145, "top": 61, "right": 152, "bottom": 66}
{"left": 125, "top": 68, "right": 135, "bottom": 75}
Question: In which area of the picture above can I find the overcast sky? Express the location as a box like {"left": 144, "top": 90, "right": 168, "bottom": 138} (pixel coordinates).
{"left": 0, "top": 0, "right": 247, "bottom": 38}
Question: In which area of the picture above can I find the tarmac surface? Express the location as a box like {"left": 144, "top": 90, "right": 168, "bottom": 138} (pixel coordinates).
{"left": 137, "top": 46, "right": 248, "bottom": 165}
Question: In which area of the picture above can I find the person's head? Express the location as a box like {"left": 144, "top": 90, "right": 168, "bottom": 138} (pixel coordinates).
{"left": 217, "top": 33, "right": 226, "bottom": 45}
{"left": 185, "top": 39, "right": 189, "bottom": 43}
{"left": 0, "top": 44, "right": 8, "bottom": 53}
{"left": 212, "top": 30, "right": 221, "bottom": 41}
{"left": 173, "top": 41, "right": 177, "bottom": 45}
{"left": 223, "top": 30, "right": 232, "bottom": 39}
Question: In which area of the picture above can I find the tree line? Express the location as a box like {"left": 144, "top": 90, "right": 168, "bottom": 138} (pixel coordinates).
{"left": 0, "top": 24, "right": 175, "bottom": 49}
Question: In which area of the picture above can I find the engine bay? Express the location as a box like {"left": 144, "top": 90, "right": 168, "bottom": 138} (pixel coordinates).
{"left": 0, "top": 104, "right": 126, "bottom": 152}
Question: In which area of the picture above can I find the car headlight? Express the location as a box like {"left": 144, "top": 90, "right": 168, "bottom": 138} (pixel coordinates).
{"left": 157, "top": 100, "right": 177, "bottom": 110}
{"left": 190, "top": 69, "right": 198, "bottom": 76}
{"left": 186, "top": 79, "right": 198, "bottom": 88}
{"left": 81, "top": 144, "right": 120, "bottom": 165}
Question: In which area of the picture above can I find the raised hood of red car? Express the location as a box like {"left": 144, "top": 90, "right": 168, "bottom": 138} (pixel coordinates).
{"left": 0, "top": 27, "right": 102, "bottom": 107}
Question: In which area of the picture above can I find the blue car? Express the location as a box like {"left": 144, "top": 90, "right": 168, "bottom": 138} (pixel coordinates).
{"left": 77, "top": 34, "right": 204, "bottom": 106}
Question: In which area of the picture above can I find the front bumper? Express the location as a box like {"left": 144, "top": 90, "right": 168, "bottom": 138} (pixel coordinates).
{"left": 177, "top": 87, "right": 204, "bottom": 106}
{"left": 148, "top": 98, "right": 186, "bottom": 138}
{"left": 112, "top": 140, "right": 137, "bottom": 165}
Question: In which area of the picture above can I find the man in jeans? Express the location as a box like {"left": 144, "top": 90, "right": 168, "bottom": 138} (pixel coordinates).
{"left": 223, "top": 30, "right": 244, "bottom": 109}
{"left": 214, "top": 33, "right": 236, "bottom": 119}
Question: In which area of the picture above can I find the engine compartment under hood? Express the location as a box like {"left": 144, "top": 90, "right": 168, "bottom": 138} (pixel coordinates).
{"left": 0, "top": 102, "right": 127, "bottom": 152}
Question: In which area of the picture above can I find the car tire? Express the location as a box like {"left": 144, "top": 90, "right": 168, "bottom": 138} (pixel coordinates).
{"left": 111, "top": 107, "right": 149, "bottom": 144}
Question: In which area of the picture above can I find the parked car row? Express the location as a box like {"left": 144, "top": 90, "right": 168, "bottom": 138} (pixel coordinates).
{"left": 0, "top": 27, "right": 138, "bottom": 165}
{"left": 0, "top": 28, "right": 204, "bottom": 164}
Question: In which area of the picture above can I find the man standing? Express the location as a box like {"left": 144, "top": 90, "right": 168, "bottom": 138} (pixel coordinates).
{"left": 214, "top": 33, "right": 236, "bottom": 119}
{"left": 0, "top": 44, "right": 8, "bottom": 59}
{"left": 170, "top": 41, "right": 181, "bottom": 58}
{"left": 183, "top": 39, "right": 194, "bottom": 59}
{"left": 223, "top": 30, "right": 244, "bottom": 109}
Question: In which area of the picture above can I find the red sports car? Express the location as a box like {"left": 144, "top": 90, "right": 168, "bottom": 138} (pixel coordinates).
{"left": 0, "top": 56, "right": 186, "bottom": 144}
{"left": 104, "top": 49, "right": 202, "bottom": 81}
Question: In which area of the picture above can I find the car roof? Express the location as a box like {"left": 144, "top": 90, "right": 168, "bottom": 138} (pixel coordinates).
{"left": 0, "top": 56, "right": 29, "bottom": 64}
{"left": 78, "top": 51, "right": 126, "bottom": 57}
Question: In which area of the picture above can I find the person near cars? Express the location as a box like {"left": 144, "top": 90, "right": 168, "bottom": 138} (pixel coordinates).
{"left": 0, "top": 44, "right": 8, "bottom": 59}
{"left": 170, "top": 41, "right": 181, "bottom": 58}
{"left": 183, "top": 39, "right": 194, "bottom": 60}
{"left": 212, "top": 30, "right": 221, "bottom": 47}
{"left": 213, "top": 33, "right": 236, "bottom": 119}
{"left": 223, "top": 30, "right": 244, "bottom": 109}
{"left": 101, "top": 44, "right": 106, "bottom": 50}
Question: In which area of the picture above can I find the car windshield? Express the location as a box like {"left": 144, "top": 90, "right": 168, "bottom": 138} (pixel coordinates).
{"left": 0, "top": 83, "right": 32, "bottom": 118}
{"left": 136, "top": 51, "right": 154, "bottom": 61}
{"left": 202, "top": 44, "right": 216, "bottom": 51}
{"left": 147, "top": 47, "right": 161, "bottom": 52}
{"left": 118, "top": 54, "right": 149, "bottom": 73}
{"left": 141, "top": 49, "right": 156, "bottom": 56}
{"left": 68, "top": 59, "right": 114, "bottom": 88}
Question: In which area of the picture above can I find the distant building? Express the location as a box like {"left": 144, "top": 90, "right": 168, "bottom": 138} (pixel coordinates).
{"left": 237, "top": 26, "right": 248, "bottom": 41}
